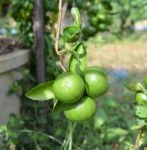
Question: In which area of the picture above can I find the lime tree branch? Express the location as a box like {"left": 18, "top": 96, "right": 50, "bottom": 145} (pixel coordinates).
{"left": 55, "top": 0, "right": 66, "bottom": 72}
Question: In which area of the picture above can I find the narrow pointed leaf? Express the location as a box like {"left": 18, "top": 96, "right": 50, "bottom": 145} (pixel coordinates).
{"left": 25, "top": 81, "right": 55, "bottom": 101}
{"left": 53, "top": 101, "right": 64, "bottom": 112}
{"left": 71, "top": 7, "right": 81, "bottom": 28}
{"left": 53, "top": 99, "right": 58, "bottom": 110}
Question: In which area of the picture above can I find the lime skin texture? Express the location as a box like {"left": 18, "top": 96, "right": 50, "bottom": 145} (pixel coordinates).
{"left": 53, "top": 72, "right": 85, "bottom": 104}
{"left": 64, "top": 96, "right": 96, "bottom": 122}
{"left": 83, "top": 66, "right": 108, "bottom": 97}
{"left": 135, "top": 92, "right": 147, "bottom": 105}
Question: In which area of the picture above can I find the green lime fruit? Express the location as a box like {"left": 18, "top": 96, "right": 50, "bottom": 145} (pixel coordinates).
{"left": 53, "top": 72, "right": 85, "bottom": 104}
{"left": 83, "top": 66, "right": 108, "bottom": 97}
{"left": 135, "top": 92, "right": 147, "bottom": 105}
{"left": 85, "top": 66, "right": 106, "bottom": 76}
{"left": 89, "top": 16, "right": 98, "bottom": 26}
{"left": 144, "top": 76, "right": 147, "bottom": 88}
{"left": 98, "top": 23, "right": 108, "bottom": 31}
{"left": 96, "top": 13, "right": 106, "bottom": 21}
{"left": 64, "top": 96, "right": 96, "bottom": 122}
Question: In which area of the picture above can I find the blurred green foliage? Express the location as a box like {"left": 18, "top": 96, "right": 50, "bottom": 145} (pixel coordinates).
{"left": 111, "top": 0, "right": 147, "bottom": 34}
{"left": 1, "top": 0, "right": 147, "bottom": 38}
{"left": 0, "top": 92, "right": 138, "bottom": 149}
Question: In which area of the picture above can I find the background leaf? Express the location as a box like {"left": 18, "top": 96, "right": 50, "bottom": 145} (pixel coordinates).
{"left": 126, "top": 82, "right": 144, "bottom": 92}
{"left": 135, "top": 106, "right": 147, "bottom": 119}
{"left": 105, "top": 127, "right": 128, "bottom": 140}
{"left": 94, "top": 108, "right": 108, "bottom": 129}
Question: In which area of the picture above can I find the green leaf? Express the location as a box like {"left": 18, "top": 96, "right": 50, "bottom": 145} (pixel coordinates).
{"left": 131, "top": 125, "right": 143, "bottom": 130}
{"left": 94, "top": 108, "right": 108, "bottom": 129}
{"left": 64, "top": 42, "right": 77, "bottom": 52}
{"left": 105, "top": 98, "right": 118, "bottom": 108}
{"left": 71, "top": 7, "right": 81, "bottom": 28}
{"left": 105, "top": 128, "right": 128, "bottom": 140}
{"left": 126, "top": 82, "right": 144, "bottom": 92}
{"left": 25, "top": 81, "right": 55, "bottom": 101}
{"left": 62, "top": 25, "right": 81, "bottom": 43}
{"left": 69, "top": 42, "right": 87, "bottom": 75}
{"left": 135, "top": 92, "right": 147, "bottom": 106}
{"left": 0, "top": 125, "right": 7, "bottom": 133}
{"left": 53, "top": 99, "right": 58, "bottom": 110}
{"left": 135, "top": 105, "right": 147, "bottom": 119}
{"left": 137, "top": 118, "right": 147, "bottom": 126}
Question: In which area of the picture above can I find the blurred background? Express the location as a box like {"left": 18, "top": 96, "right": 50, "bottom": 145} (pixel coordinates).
{"left": 0, "top": 0, "right": 147, "bottom": 149}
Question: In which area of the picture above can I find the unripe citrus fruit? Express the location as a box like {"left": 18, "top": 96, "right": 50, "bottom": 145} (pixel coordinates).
{"left": 64, "top": 96, "right": 96, "bottom": 122}
{"left": 83, "top": 66, "right": 108, "bottom": 97}
{"left": 53, "top": 72, "right": 85, "bottom": 104}
{"left": 135, "top": 92, "right": 147, "bottom": 105}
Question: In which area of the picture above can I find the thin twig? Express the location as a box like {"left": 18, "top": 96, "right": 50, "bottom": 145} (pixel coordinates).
{"left": 55, "top": 0, "right": 62, "bottom": 55}
{"left": 21, "top": 129, "right": 62, "bottom": 145}
{"left": 55, "top": 0, "right": 66, "bottom": 71}
{"left": 59, "top": 55, "right": 66, "bottom": 72}
{"left": 134, "top": 126, "right": 144, "bottom": 150}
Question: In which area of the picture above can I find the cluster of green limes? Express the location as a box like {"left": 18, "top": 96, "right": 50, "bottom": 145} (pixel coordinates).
{"left": 127, "top": 76, "right": 147, "bottom": 119}
{"left": 25, "top": 65, "right": 109, "bottom": 122}
{"left": 82, "top": 1, "right": 112, "bottom": 39}
{"left": 25, "top": 7, "right": 109, "bottom": 123}
{"left": 52, "top": 66, "right": 108, "bottom": 122}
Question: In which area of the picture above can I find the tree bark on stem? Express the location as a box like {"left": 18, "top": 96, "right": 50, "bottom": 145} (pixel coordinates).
{"left": 34, "top": 0, "right": 45, "bottom": 83}
{"left": 34, "top": 0, "right": 49, "bottom": 131}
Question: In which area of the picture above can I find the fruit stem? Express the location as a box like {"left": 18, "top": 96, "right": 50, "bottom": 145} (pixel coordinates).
{"left": 68, "top": 126, "right": 73, "bottom": 150}
{"left": 71, "top": 51, "right": 80, "bottom": 64}
{"left": 68, "top": 121, "right": 77, "bottom": 150}
{"left": 62, "top": 122, "right": 77, "bottom": 150}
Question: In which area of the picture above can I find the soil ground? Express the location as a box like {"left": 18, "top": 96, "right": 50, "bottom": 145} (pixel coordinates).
{"left": 87, "top": 40, "right": 147, "bottom": 72}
